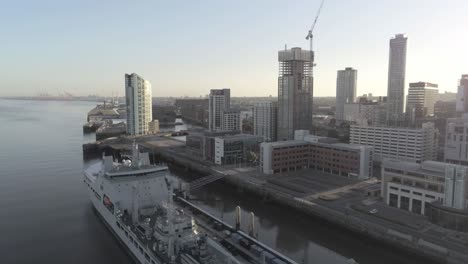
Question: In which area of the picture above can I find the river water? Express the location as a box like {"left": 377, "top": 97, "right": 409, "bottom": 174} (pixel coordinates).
{"left": 0, "top": 99, "right": 434, "bottom": 264}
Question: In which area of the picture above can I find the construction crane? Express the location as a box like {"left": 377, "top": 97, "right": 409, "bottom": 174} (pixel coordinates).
{"left": 305, "top": 0, "right": 325, "bottom": 61}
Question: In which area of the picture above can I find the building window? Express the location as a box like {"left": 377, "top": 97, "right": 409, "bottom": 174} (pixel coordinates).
{"left": 412, "top": 199, "right": 422, "bottom": 214}
{"left": 389, "top": 193, "right": 398, "bottom": 207}
{"left": 400, "top": 196, "right": 410, "bottom": 211}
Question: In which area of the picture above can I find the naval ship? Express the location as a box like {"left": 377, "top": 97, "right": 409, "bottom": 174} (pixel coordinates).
{"left": 84, "top": 143, "right": 240, "bottom": 264}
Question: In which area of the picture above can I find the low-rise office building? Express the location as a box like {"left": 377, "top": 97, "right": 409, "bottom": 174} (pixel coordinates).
{"left": 260, "top": 132, "right": 373, "bottom": 179}
{"left": 350, "top": 123, "right": 438, "bottom": 163}
{"left": 214, "top": 134, "right": 263, "bottom": 165}
{"left": 382, "top": 159, "right": 468, "bottom": 215}
{"left": 186, "top": 130, "right": 239, "bottom": 161}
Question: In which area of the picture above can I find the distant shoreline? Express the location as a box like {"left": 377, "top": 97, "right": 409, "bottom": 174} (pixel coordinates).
{"left": 0, "top": 96, "right": 104, "bottom": 102}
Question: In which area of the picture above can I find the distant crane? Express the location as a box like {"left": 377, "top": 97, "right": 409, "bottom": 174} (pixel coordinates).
{"left": 305, "top": 0, "right": 325, "bottom": 65}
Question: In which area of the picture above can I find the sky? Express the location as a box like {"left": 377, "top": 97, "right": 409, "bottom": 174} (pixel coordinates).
{"left": 1, "top": 0, "right": 467, "bottom": 97}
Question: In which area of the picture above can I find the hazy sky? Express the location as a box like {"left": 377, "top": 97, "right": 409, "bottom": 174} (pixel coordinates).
{"left": 1, "top": 0, "right": 467, "bottom": 97}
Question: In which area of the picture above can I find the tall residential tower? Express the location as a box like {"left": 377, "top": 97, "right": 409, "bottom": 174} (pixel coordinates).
{"left": 335, "top": 67, "right": 357, "bottom": 122}
{"left": 209, "top": 88, "right": 230, "bottom": 131}
{"left": 386, "top": 34, "right": 408, "bottom": 125}
{"left": 125, "top": 73, "right": 152, "bottom": 135}
{"left": 277, "top": 47, "right": 313, "bottom": 140}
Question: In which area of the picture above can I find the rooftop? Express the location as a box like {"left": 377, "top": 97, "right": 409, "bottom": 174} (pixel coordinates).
{"left": 382, "top": 159, "right": 458, "bottom": 178}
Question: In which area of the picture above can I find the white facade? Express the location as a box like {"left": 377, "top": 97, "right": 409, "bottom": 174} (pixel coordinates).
{"left": 444, "top": 117, "right": 468, "bottom": 165}
{"left": 336, "top": 67, "right": 357, "bottom": 122}
{"left": 386, "top": 34, "right": 408, "bottom": 124}
{"left": 125, "top": 73, "right": 152, "bottom": 135}
{"left": 350, "top": 123, "right": 438, "bottom": 163}
{"left": 253, "top": 101, "right": 278, "bottom": 142}
{"left": 209, "top": 89, "right": 230, "bottom": 131}
{"left": 382, "top": 159, "right": 468, "bottom": 215}
{"left": 406, "top": 82, "right": 438, "bottom": 124}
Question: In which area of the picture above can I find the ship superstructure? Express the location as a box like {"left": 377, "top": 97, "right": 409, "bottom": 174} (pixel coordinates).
{"left": 84, "top": 143, "right": 238, "bottom": 264}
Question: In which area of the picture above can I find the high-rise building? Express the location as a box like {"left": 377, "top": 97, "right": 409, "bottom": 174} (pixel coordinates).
{"left": 277, "top": 47, "right": 313, "bottom": 140}
{"left": 253, "top": 101, "right": 278, "bottom": 142}
{"left": 209, "top": 89, "right": 230, "bottom": 131}
{"left": 386, "top": 34, "right": 408, "bottom": 125}
{"left": 456, "top": 74, "right": 468, "bottom": 115}
{"left": 336, "top": 67, "right": 357, "bottom": 122}
{"left": 406, "top": 82, "right": 439, "bottom": 124}
{"left": 125, "top": 73, "right": 152, "bottom": 135}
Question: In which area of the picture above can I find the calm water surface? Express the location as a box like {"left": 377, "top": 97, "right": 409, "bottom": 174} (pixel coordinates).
{"left": 0, "top": 99, "right": 434, "bottom": 264}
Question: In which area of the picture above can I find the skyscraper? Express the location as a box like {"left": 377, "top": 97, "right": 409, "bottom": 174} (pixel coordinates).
{"left": 456, "top": 74, "right": 468, "bottom": 116}
{"left": 277, "top": 47, "right": 313, "bottom": 140}
{"left": 386, "top": 34, "right": 408, "bottom": 125}
{"left": 253, "top": 101, "right": 278, "bottom": 142}
{"left": 125, "top": 73, "right": 152, "bottom": 135}
{"left": 209, "top": 88, "right": 230, "bottom": 131}
{"left": 336, "top": 67, "right": 357, "bottom": 122}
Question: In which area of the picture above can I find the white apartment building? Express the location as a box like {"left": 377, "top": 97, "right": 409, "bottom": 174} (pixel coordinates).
{"left": 209, "top": 89, "right": 230, "bottom": 131}
{"left": 350, "top": 123, "right": 438, "bottom": 163}
{"left": 336, "top": 67, "right": 357, "bottom": 122}
{"left": 253, "top": 101, "right": 278, "bottom": 142}
{"left": 382, "top": 159, "right": 468, "bottom": 215}
{"left": 125, "top": 73, "right": 152, "bottom": 135}
{"left": 444, "top": 117, "right": 468, "bottom": 165}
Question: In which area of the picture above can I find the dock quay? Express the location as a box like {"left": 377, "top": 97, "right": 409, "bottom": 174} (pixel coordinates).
{"left": 175, "top": 197, "right": 310, "bottom": 264}
{"left": 83, "top": 135, "right": 468, "bottom": 264}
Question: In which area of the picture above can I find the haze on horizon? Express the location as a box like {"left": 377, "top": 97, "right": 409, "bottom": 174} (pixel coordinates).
{"left": 1, "top": 0, "right": 467, "bottom": 98}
